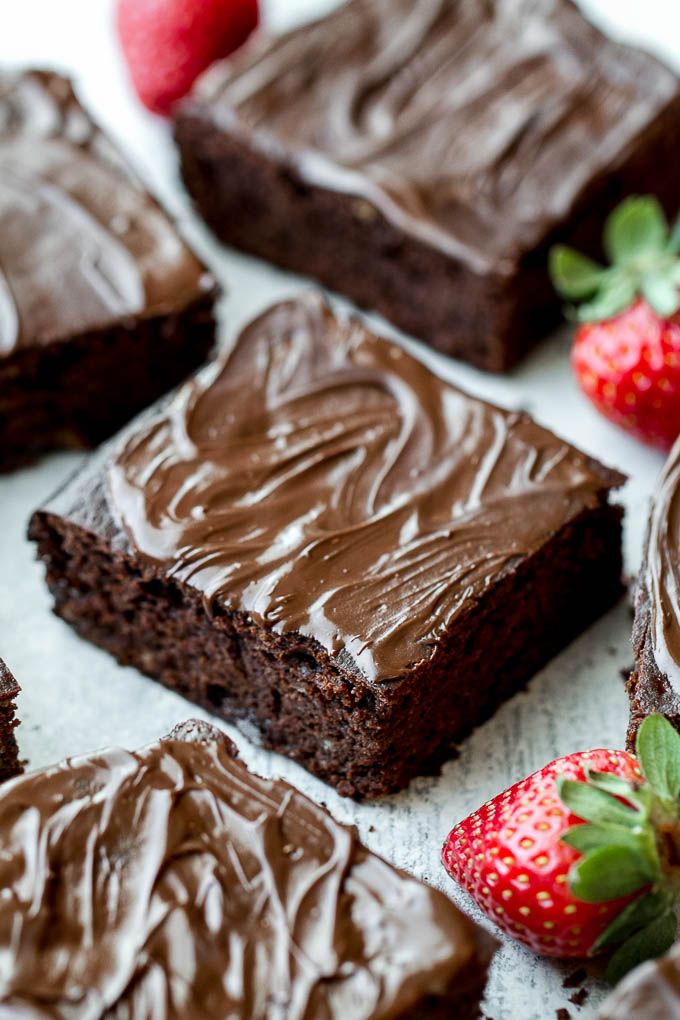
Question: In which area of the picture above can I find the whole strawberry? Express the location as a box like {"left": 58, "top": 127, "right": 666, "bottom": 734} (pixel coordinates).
{"left": 550, "top": 196, "right": 680, "bottom": 451}
{"left": 443, "top": 715, "right": 680, "bottom": 984}
{"left": 117, "top": 0, "right": 259, "bottom": 115}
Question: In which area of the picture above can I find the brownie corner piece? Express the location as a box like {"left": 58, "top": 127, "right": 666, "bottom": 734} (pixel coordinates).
{"left": 174, "top": 0, "right": 680, "bottom": 371}
{"left": 30, "top": 294, "right": 625, "bottom": 798}
{"left": 626, "top": 435, "right": 680, "bottom": 747}
{"left": 0, "top": 659, "right": 22, "bottom": 782}
{"left": 0, "top": 68, "right": 218, "bottom": 471}
{"left": 0, "top": 719, "right": 496, "bottom": 1016}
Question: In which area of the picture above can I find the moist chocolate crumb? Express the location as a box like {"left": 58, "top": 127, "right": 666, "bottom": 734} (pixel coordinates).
{"left": 562, "top": 968, "right": 588, "bottom": 989}
{"left": 620, "top": 666, "right": 633, "bottom": 684}
{"left": 569, "top": 987, "right": 589, "bottom": 1006}
{"left": 556, "top": 1009, "right": 571, "bottom": 1020}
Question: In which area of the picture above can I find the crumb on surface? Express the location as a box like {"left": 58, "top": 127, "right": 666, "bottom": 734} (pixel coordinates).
{"left": 562, "top": 968, "right": 587, "bottom": 989}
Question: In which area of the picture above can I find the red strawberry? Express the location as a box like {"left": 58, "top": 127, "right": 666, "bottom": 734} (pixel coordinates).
{"left": 117, "top": 0, "right": 259, "bottom": 115}
{"left": 550, "top": 196, "right": 680, "bottom": 451}
{"left": 443, "top": 715, "right": 680, "bottom": 984}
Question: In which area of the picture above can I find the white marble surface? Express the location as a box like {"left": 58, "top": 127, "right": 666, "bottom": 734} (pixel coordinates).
{"left": 0, "top": 1, "right": 677, "bottom": 1017}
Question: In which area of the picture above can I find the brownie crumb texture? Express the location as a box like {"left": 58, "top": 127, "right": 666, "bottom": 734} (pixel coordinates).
{"left": 0, "top": 659, "right": 22, "bottom": 782}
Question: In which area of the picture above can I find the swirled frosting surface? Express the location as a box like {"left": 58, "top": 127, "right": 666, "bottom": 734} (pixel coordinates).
{"left": 192, "top": 0, "right": 680, "bottom": 271}
{"left": 109, "top": 295, "right": 618, "bottom": 684}
{"left": 0, "top": 71, "right": 211, "bottom": 354}
{"left": 0, "top": 721, "right": 486, "bottom": 1018}
{"left": 645, "top": 436, "right": 680, "bottom": 681}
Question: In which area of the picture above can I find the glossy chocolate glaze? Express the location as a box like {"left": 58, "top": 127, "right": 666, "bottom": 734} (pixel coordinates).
{"left": 189, "top": 0, "right": 680, "bottom": 273}
{"left": 109, "top": 294, "right": 622, "bottom": 684}
{"left": 0, "top": 719, "right": 491, "bottom": 1017}
{"left": 598, "top": 940, "right": 680, "bottom": 1019}
{"left": 642, "top": 436, "right": 680, "bottom": 681}
{"left": 0, "top": 70, "right": 212, "bottom": 354}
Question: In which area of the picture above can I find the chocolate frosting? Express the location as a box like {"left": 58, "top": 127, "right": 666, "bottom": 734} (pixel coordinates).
{"left": 190, "top": 0, "right": 679, "bottom": 273}
{"left": 598, "top": 940, "right": 680, "bottom": 1019}
{"left": 109, "top": 294, "right": 621, "bottom": 684}
{"left": 644, "top": 435, "right": 680, "bottom": 681}
{"left": 0, "top": 71, "right": 213, "bottom": 355}
{"left": 0, "top": 721, "right": 490, "bottom": 1017}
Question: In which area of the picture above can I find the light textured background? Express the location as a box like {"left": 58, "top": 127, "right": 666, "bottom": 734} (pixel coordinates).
{"left": 0, "top": 2, "right": 677, "bottom": 1017}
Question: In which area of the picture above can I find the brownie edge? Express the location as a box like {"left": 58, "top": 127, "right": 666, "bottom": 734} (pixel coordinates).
{"left": 0, "top": 719, "right": 495, "bottom": 1018}
{"left": 0, "top": 659, "right": 22, "bottom": 782}
{"left": 626, "top": 436, "right": 680, "bottom": 746}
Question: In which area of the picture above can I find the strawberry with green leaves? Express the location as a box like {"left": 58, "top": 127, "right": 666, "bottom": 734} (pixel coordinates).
{"left": 442, "top": 715, "right": 680, "bottom": 983}
{"left": 550, "top": 196, "right": 680, "bottom": 451}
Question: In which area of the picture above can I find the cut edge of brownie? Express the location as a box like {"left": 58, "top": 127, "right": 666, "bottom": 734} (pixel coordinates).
{"left": 174, "top": 69, "right": 680, "bottom": 373}
{"left": 0, "top": 291, "right": 216, "bottom": 472}
{"left": 625, "top": 441, "right": 680, "bottom": 749}
{"left": 0, "top": 659, "right": 22, "bottom": 783}
{"left": 29, "top": 472, "right": 624, "bottom": 798}
{"left": 626, "top": 573, "right": 680, "bottom": 749}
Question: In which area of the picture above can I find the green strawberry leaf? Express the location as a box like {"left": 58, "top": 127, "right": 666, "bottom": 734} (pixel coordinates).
{"left": 640, "top": 274, "right": 680, "bottom": 318}
{"left": 594, "top": 890, "right": 669, "bottom": 951}
{"left": 668, "top": 210, "right": 680, "bottom": 254}
{"left": 635, "top": 714, "right": 680, "bottom": 802}
{"left": 585, "top": 770, "right": 639, "bottom": 799}
{"left": 574, "top": 273, "right": 636, "bottom": 323}
{"left": 561, "top": 822, "right": 651, "bottom": 858}
{"left": 568, "top": 845, "right": 655, "bottom": 902}
{"left": 604, "top": 196, "right": 668, "bottom": 265}
{"left": 557, "top": 777, "right": 642, "bottom": 827}
{"left": 549, "top": 246, "right": 606, "bottom": 299}
{"left": 605, "top": 909, "right": 676, "bottom": 984}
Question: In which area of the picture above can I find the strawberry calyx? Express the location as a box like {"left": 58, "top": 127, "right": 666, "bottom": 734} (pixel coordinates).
{"left": 550, "top": 196, "right": 680, "bottom": 322}
{"left": 556, "top": 715, "right": 680, "bottom": 982}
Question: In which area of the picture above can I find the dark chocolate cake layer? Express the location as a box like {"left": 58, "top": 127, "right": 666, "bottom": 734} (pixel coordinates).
{"left": 0, "top": 718, "right": 495, "bottom": 1018}
{"left": 598, "top": 939, "right": 680, "bottom": 1019}
{"left": 627, "top": 435, "right": 680, "bottom": 746}
{"left": 30, "top": 295, "right": 625, "bottom": 797}
{"left": 174, "top": 0, "right": 680, "bottom": 372}
{"left": 0, "top": 69, "right": 217, "bottom": 470}
{"left": 0, "top": 658, "right": 22, "bottom": 782}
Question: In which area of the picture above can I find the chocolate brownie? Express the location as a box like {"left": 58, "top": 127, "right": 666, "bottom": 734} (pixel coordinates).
{"left": 626, "top": 436, "right": 680, "bottom": 746}
{"left": 174, "top": 0, "right": 680, "bottom": 372}
{"left": 0, "top": 69, "right": 217, "bottom": 471}
{"left": 0, "top": 659, "right": 21, "bottom": 782}
{"left": 597, "top": 939, "right": 680, "bottom": 1018}
{"left": 0, "top": 718, "right": 495, "bottom": 1017}
{"left": 30, "top": 294, "right": 625, "bottom": 798}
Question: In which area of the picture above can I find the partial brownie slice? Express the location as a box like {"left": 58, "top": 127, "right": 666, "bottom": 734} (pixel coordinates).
{"left": 0, "top": 69, "right": 218, "bottom": 471}
{"left": 0, "top": 718, "right": 495, "bottom": 1017}
{"left": 30, "top": 294, "right": 625, "bottom": 798}
{"left": 626, "top": 436, "right": 680, "bottom": 746}
{"left": 0, "top": 659, "right": 22, "bottom": 781}
{"left": 174, "top": 0, "right": 680, "bottom": 372}
{"left": 597, "top": 939, "right": 680, "bottom": 1018}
